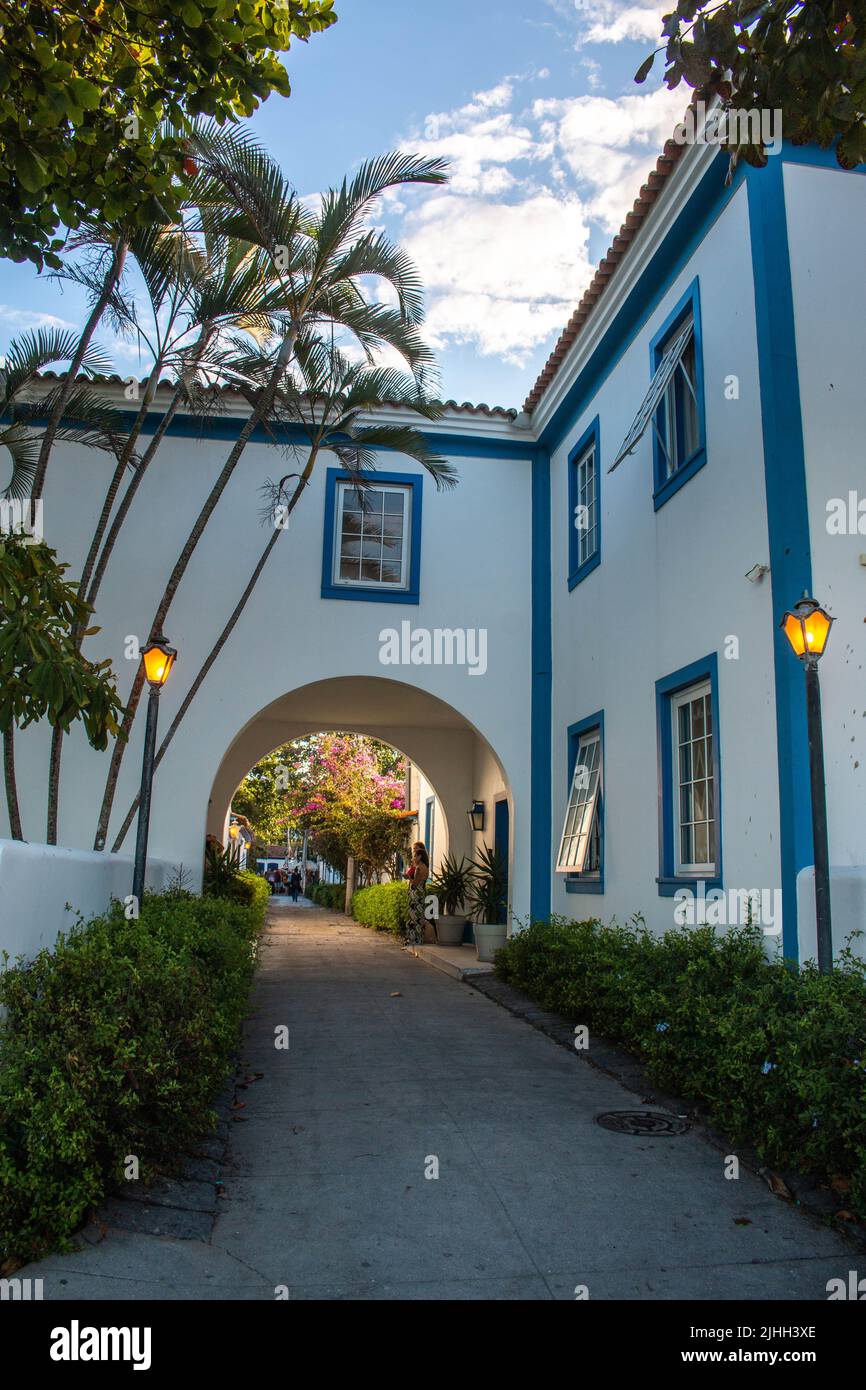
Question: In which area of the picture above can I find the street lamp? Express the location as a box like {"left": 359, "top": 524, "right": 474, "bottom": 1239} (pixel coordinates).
{"left": 780, "top": 593, "right": 834, "bottom": 972}
{"left": 132, "top": 635, "right": 177, "bottom": 905}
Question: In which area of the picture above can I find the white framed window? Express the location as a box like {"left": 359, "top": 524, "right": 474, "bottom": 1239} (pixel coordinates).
{"left": 333, "top": 481, "right": 411, "bottom": 590}
{"left": 671, "top": 679, "right": 716, "bottom": 875}
{"left": 555, "top": 729, "right": 601, "bottom": 875}
{"left": 657, "top": 311, "right": 699, "bottom": 479}
{"left": 575, "top": 439, "right": 598, "bottom": 568}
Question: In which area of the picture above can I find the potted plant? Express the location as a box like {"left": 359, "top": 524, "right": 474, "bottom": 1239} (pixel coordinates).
{"left": 428, "top": 853, "right": 475, "bottom": 946}
{"left": 466, "top": 844, "right": 508, "bottom": 961}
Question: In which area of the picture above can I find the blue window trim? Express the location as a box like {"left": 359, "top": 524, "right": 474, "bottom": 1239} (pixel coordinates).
{"left": 424, "top": 796, "right": 435, "bottom": 864}
{"left": 655, "top": 653, "right": 722, "bottom": 897}
{"left": 567, "top": 416, "right": 601, "bottom": 590}
{"left": 649, "top": 276, "right": 707, "bottom": 511}
{"left": 563, "top": 709, "right": 605, "bottom": 895}
{"left": 321, "top": 468, "right": 423, "bottom": 604}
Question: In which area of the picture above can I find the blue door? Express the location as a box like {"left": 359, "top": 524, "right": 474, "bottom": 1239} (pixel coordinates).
{"left": 424, "top": 797, "right": 435, "bottom": 866}
{"left": 494, "top": 798, "right": 509, "bottom": 925}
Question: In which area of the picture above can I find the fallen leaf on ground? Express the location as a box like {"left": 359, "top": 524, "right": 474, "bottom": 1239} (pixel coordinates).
{"left": 390, "top": 991, "right": 402, "bottom": 997}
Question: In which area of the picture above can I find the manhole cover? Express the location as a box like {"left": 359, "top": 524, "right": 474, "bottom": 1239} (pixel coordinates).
{"left": 595, "top": 1110, "right": 689, "bottom": 1136}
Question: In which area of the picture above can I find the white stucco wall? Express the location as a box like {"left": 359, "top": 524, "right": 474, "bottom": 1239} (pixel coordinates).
{"left": 548, "top": 182, "right": 783, "bottom": 936}
{"left": 0, "top": 839, "right": 173, "bottom": 962}
{"left": 7, "top": 416, "right": 534, "bottom": 919}
{"left": 785, "top": 161, "right": 866, "bottom": 872}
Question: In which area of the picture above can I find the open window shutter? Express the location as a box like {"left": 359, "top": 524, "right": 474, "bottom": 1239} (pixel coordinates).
{"left": 608, "top": 318, "right": 694, "bottom": 473}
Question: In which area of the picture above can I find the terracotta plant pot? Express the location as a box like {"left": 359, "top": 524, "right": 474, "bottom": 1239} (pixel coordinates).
{"left": 474, "top": 922, "right": 507, "bottom": 962}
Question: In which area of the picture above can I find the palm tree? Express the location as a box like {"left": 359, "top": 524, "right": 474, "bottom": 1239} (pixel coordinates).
{"left": 1, "top": 328, "right": 124, "bottom": 502}
{"left": 91, "top": 140, "right": 448, "bottom": 851}
{"left": 109, "top": 340, "right": 457, "bottom": 851}
{"left": 29, "top": 236, "right": 128, "bottom": 500}
{"left": 44, "top": 224, "right": 286, "bottom": 839}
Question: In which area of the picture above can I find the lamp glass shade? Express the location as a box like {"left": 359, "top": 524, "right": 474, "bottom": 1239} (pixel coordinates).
{"left": 801, "top": 606, "right": 832, "bottom": 656}
{"left": 780, "top": 598, "right": 833, "bottom": 661}
{"left": 468, "top": 801, "right": 485, "bottom": 832}
{"left": 142, "top": 638, "right": 176, "bottom": 686}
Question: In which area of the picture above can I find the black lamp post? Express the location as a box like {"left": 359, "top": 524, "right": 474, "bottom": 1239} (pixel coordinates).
{"left": 132, "top": 635, "right": 177, "bottom": 905}
{"left": 780, "top": 593, "right": 834, "bottom": 973}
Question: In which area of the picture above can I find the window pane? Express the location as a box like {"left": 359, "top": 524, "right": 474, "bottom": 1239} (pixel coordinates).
{"left": 335, "top": 483, "right": 409, "bottom": 588}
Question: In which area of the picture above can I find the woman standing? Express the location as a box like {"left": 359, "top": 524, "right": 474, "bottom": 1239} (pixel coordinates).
{"left": 404, "top": 841, "right": 430, "bottom": 947}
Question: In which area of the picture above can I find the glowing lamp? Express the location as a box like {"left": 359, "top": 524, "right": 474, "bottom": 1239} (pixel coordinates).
{"left": 780, "top": 594, "right": 834, "bottom": 663}
{"left": 142, "top": 635, "right": 177, "bottom": 687}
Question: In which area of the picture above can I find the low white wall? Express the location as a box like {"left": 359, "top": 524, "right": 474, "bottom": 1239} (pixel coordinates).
{"left": 796, "top": 865, "right": 866, "bottom": 967}
{"left": 0, "top": 839, "right": 174, "bottom": 963}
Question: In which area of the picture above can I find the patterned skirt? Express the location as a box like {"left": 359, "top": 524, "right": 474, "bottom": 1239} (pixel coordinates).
{"left": 405, "top": 882, "right": 426, "bottom": 945}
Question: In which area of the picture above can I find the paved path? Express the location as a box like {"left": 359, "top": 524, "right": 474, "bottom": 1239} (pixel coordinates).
{"left": 24, "top": 907, "right": 857, "bottom": 1300}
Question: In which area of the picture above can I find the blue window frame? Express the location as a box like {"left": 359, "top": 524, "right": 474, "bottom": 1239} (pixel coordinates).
{"left": 567, "top": 416, "right": 601, "bottom": 589}
{"left": 557, "top": 710, "right": 604, "bottom": 894}
{"left": 424, "top": 796, "right": 435, "bottom": 865}
{"left": 649, "top": 278, "right": 706, "bottom": 510}
{"left": 655, "top": 654, "right": 722, "bottom": 897}
{"left": 321, "top": 468, "right": 423, "bottom": 604}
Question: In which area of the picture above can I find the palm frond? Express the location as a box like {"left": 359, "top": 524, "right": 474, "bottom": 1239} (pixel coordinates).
{"left": 0, "top": 422, "right": 40, "bottom": 499}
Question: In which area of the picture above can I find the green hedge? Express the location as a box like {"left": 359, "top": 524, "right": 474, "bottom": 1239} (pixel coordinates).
{"left": 496, "top": 917, "right": 866, "bottom": 1218}
{"left": 351, "top": 881, "right": 408, "bottom": 935}
{"left": 309, "top": 882, "right": 345, "bottom": 910}
{"left": 0, "top": 887, "right": 266, "bottom": 1265}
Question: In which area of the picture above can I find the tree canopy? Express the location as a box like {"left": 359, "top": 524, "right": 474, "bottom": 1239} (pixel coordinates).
{"left": 234, "top": 734, "right": 411, "bottom": 880}
{"left": 0, "top": 0, "right": 338, "bottom": 267}
{"left": 637, "top": 2, "right": 866, "bottom": 168}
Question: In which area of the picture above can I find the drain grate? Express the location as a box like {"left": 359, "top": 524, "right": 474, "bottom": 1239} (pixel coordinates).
{"left": 595, "top": 1110, "right": 689, "bottom": 1136}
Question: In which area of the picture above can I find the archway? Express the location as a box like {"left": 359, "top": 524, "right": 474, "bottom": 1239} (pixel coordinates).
{"left": 206, "top": 675, "right": 514, "bottom": 920}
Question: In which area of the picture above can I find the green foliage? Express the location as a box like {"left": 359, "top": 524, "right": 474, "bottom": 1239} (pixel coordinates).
{"left": 309, "top": 881, "right": 345, "bottom": 910}
{"left": 0, "top": 0, "right": 338, "bottom": 267}
{"left": 0, "top": 887, "right": 266, "bottom": 1264}
{"left": 496, "top": 918, "right": 866, "bottom": 1217}
{"left": 283, "top": 733, "right": 411, "bottom": 881}
{"left": 351, "top": 881, "right": 408, "bottom": 936}
{"left": 232, "top": 745, "right": 293, "bottom": 844}
{"left": 466, "top": 844, "right": 508, "bottom": 924}
{"left": 428, "top": 853, "right": 475, "bottom": 915}
{"left": 637, "top": 2, "right": 866, "bottom": 169}
{"left": 0, "top": 538, "right": 124, "bottom": 743}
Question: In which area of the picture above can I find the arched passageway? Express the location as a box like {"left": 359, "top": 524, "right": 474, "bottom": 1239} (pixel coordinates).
{"left": 207, "top": 675, "right": 514, "bottom": 920}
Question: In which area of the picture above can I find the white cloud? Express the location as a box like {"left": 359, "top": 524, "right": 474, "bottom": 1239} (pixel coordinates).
{"left": 579, "top": 2, "right": 667, "bottom": 46}
{"left": 390, "top": 69, "right": 686, "bottom": 364}
{"left": 0, "top": 305, "right": 76, "bottom": 333}
{"left": 404, "top": 193, "right": 593, "bottom": 365}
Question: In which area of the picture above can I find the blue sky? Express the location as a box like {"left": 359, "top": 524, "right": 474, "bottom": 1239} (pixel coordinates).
{"left": 0, "top": 0, "right": 686, "bottom": 411}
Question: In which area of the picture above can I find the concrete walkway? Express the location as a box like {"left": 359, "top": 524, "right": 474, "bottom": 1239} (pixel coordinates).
{"left": 23, "top": 906, "right": 857, "bottom": 1300}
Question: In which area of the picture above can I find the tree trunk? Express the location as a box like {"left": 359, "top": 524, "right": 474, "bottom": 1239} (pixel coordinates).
{"left": 31, "top": 239, "right": 128, "bottom": 499}
{"left": 46, "top": 374, "right": 181, "bottom": 843}
{"left": 92, "top": 328, "right": 298, "bottom": 850}
{"left": 110, "top": 460, "right": 313, "bottom": 852}
{"left": 4, "top": 725, "right": 23, "bottom": 840}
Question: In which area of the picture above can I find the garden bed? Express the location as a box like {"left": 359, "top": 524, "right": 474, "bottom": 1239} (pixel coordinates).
{"left": 0, "top": 877, "right": 268, "bottom": 1266}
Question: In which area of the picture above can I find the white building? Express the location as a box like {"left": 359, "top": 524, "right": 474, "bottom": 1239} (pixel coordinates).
{"left": 3, "top": 130, "right": 865, "bottom": 964}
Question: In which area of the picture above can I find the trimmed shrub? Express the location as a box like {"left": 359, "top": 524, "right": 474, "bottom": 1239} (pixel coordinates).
{"left": 351, "top": 881, "right": 408, "bottom": 935}
{"left": 0, "top": 887, "right": 266, "bottom": 1265}
{"left": 309, "top": 881, "right": 345, "bottom": 911}
{"left": 496, "top": 917, "right": 866, "bottom": 1218}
